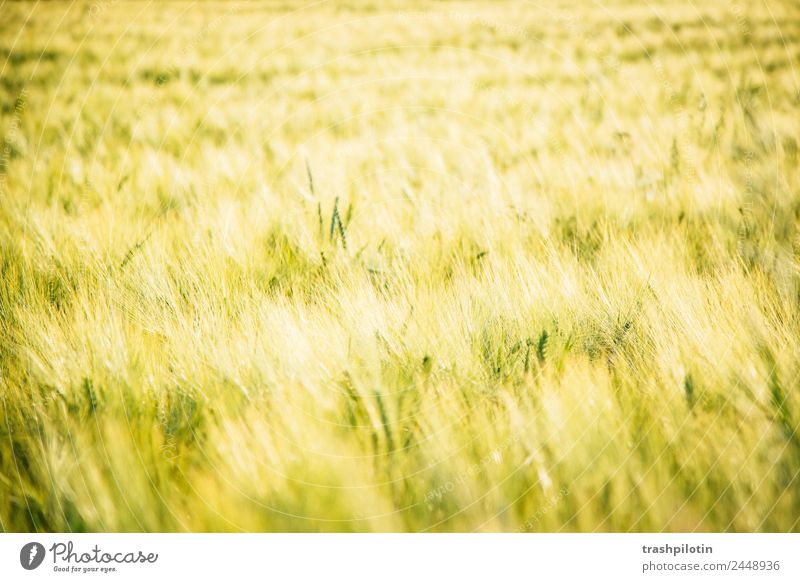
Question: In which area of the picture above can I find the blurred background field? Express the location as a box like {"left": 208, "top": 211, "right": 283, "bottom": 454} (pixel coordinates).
{"left": 0, "top": 0, "right": 799, "bottom": 531}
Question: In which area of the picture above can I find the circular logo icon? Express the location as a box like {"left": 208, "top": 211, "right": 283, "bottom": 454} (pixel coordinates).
{"left": 20, "top": 542, "right": 46, "bottom": 570}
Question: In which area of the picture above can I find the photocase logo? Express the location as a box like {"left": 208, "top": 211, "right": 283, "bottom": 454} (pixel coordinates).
{"left": 20, "top": 542, "right": 46, "bottom": 570}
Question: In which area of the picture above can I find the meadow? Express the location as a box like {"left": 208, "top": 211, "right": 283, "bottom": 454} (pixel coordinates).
{"left": 0, "top": 0, "right": 799, "bottom": 532}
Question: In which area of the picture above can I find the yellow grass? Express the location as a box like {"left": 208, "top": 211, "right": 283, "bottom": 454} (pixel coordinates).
{"left": 0, "top": 0, "right": 799, "bottom": 531}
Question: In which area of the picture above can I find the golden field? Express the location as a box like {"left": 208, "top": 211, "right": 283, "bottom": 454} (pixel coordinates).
{"left": 0, "top": 0, "right": 799, "bottom": 531}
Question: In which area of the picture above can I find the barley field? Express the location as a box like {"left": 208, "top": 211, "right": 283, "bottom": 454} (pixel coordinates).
{"left": 1, "top": 0, "right": 799, "bottom": 533}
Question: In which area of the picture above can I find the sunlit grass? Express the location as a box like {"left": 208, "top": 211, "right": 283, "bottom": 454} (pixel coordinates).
{"left": 0, "top": 0, "right": 798, "bottom": 532}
